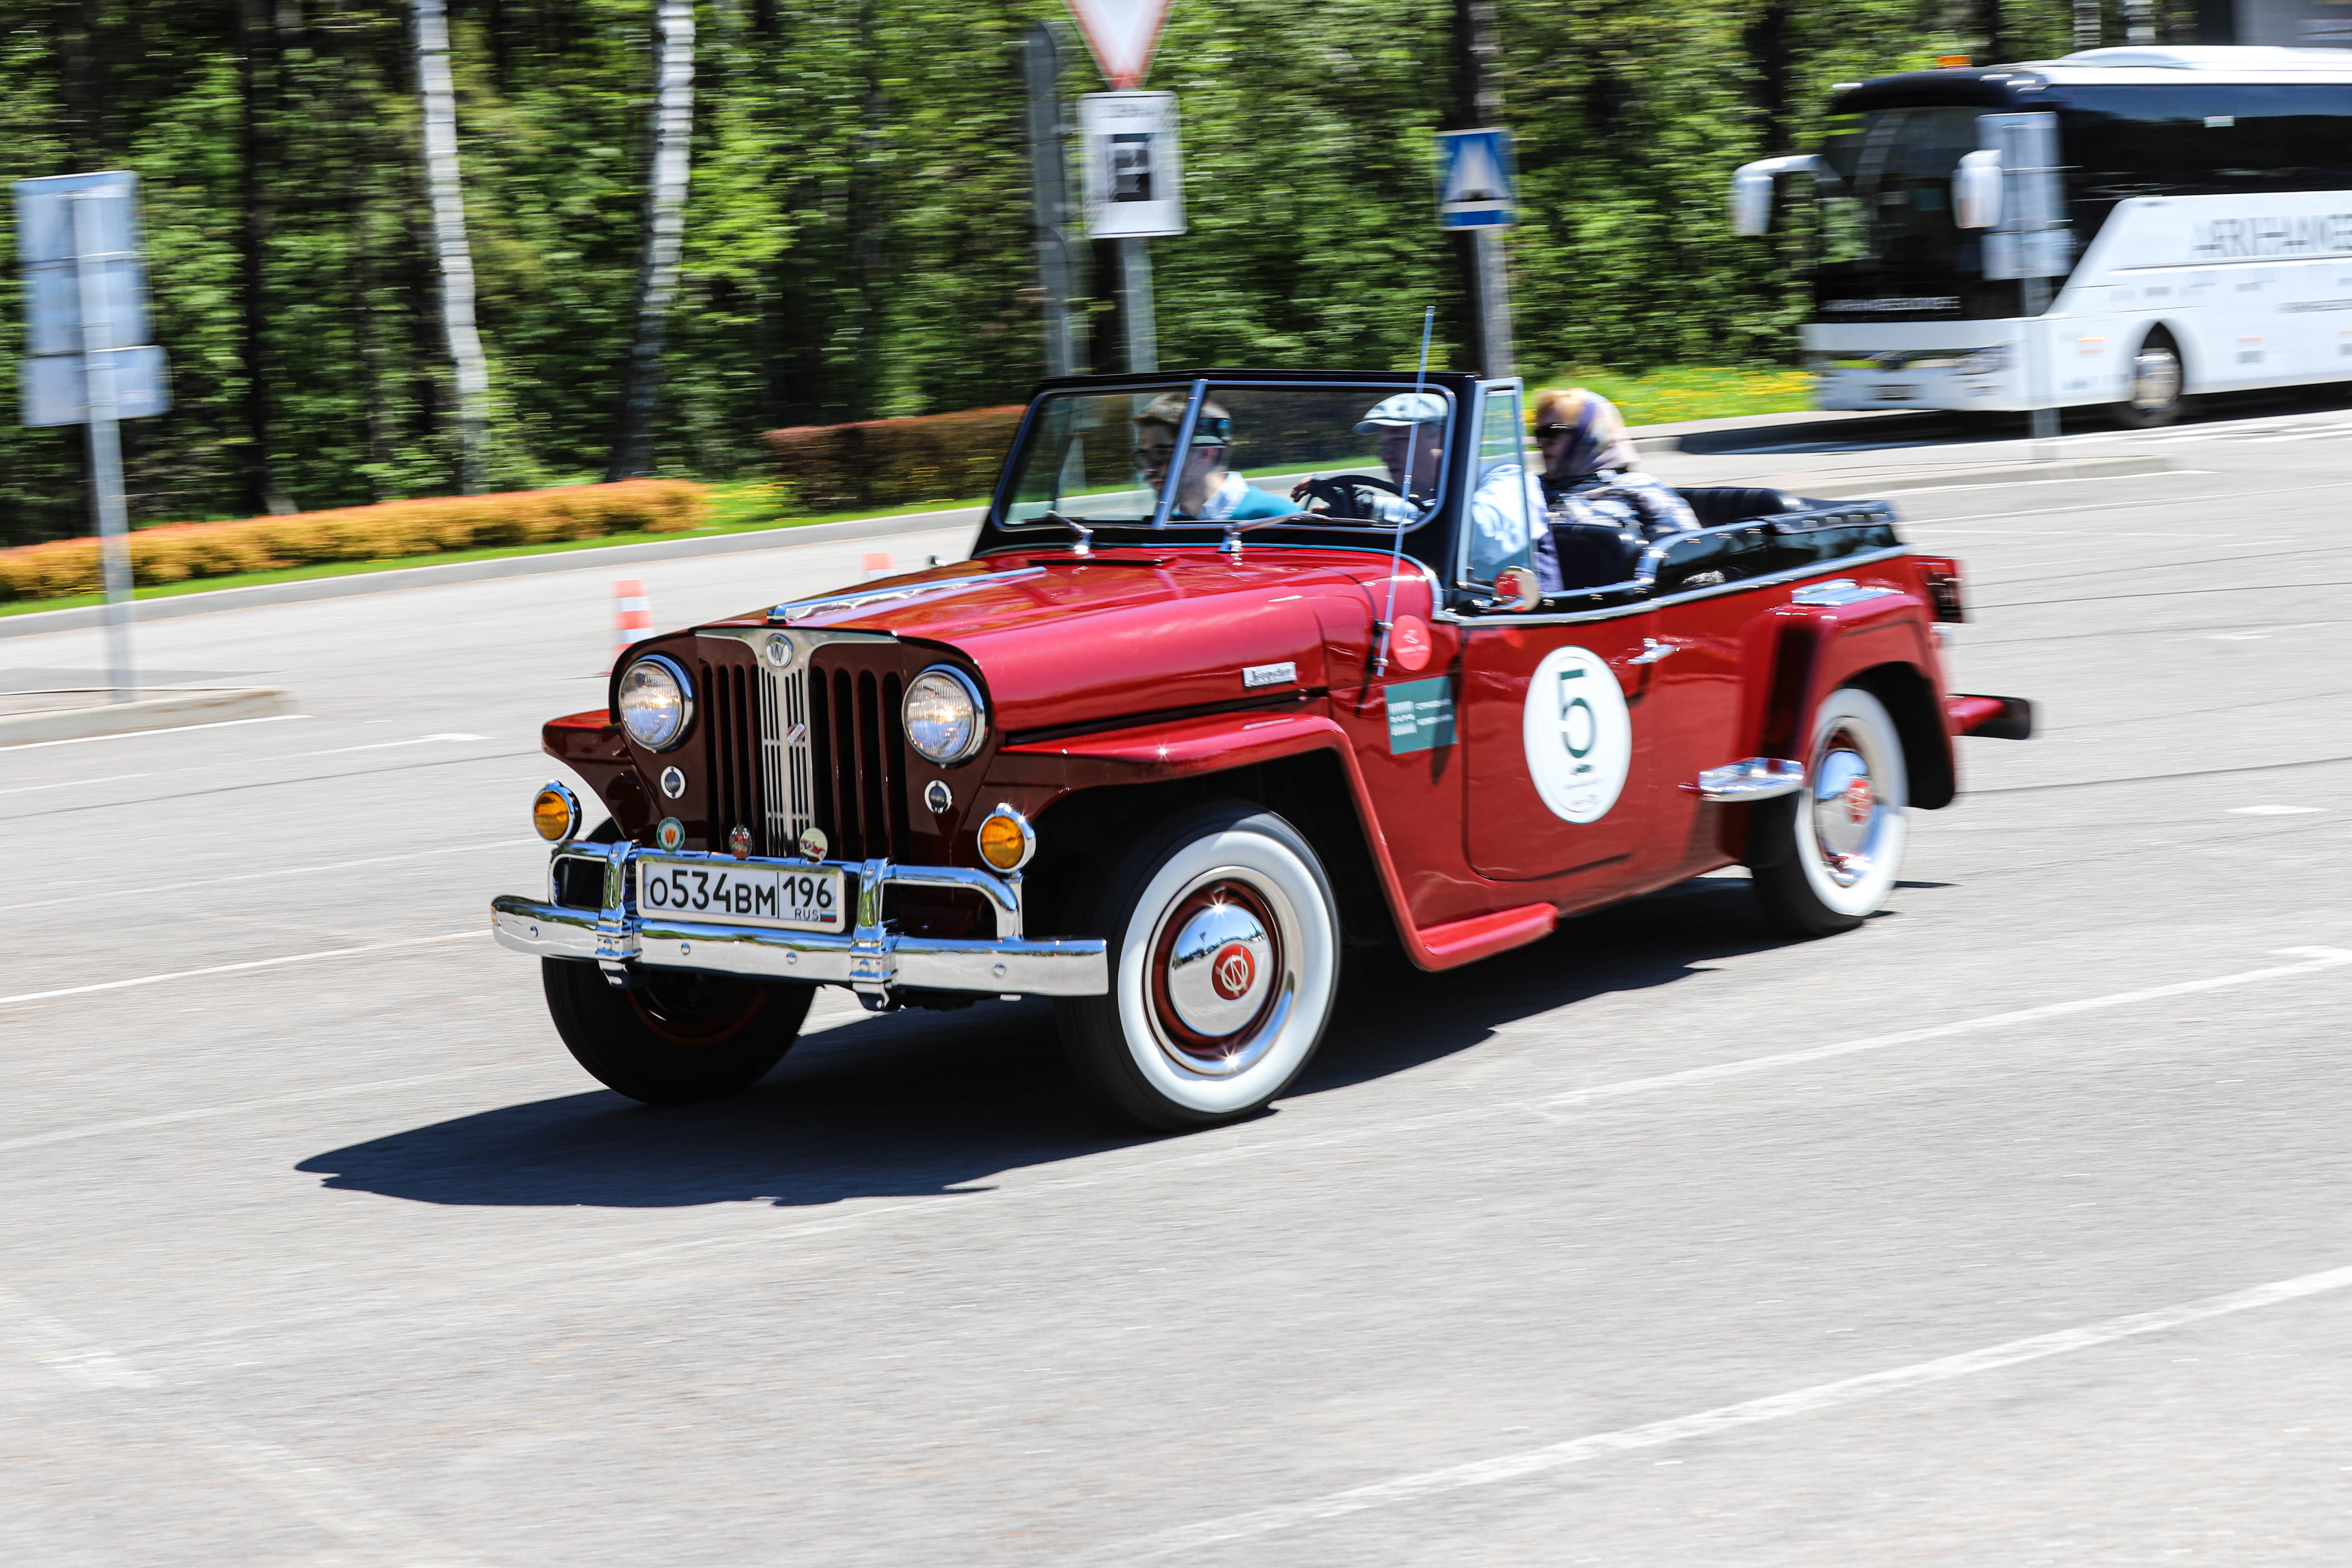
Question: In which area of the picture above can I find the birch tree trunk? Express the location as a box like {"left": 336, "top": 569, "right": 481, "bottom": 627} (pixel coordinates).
{"left": 606, "top": 0, "right": 697, "bottom": 481}
{"left": 414, "top": 0, "right": 490, "bottom": 494}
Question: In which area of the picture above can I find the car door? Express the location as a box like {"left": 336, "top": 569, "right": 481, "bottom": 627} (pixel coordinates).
{"left": 1455, "top": 379, "right": 1661, "bottom": 884}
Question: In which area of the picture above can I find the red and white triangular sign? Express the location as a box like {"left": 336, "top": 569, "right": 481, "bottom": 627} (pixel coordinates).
{"left": 1063, "top": 0, "right": 1174, "bottom": 90}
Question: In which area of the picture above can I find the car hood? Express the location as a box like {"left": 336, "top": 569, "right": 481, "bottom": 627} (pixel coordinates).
{"left": 737, "top": 548, "right": 1398, "bottom": 736}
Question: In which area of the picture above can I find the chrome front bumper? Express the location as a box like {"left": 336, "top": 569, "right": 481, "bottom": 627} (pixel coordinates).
{"left": 490, "top": 842, "right": 1108, "bottom": 1000}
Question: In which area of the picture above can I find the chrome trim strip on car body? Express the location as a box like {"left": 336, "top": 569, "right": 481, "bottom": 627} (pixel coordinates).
{"left": 492, "top": 843, "right": 1106, "bottom": 999}
{"left": 1687, "top": 758, "right": 1808, "bottom": 802}
{"left": 767, "top": 567, "right": 1046, "bottom": 625}
{"left": 1435, "top": 545, "right": 1917, "bottom": 628}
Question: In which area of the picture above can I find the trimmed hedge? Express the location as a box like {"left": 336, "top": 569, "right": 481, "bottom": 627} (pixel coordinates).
{"left": 766, "top": 405, "right": 1023, "bottom": 513}
{"left": 0, "top": 480, "right": 708, "bottom": 603}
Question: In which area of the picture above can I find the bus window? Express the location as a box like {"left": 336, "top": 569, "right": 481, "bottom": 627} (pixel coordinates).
{"left": 2062, "top": 84, "right": 2352, "bottom": 197}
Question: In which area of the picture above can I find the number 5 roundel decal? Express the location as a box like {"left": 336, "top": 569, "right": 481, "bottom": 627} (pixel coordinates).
{"left": 1522, "top": 646, "right": 1632, "bottom": 823}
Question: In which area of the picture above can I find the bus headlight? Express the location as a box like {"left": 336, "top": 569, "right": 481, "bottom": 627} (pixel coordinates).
{"left": 617, "top": 655, "right": 693, "bottom": 751}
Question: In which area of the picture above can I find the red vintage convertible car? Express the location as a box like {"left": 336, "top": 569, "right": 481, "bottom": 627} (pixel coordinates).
{"left": 493, "top": 370, "right": 2030, "bottom": 1129}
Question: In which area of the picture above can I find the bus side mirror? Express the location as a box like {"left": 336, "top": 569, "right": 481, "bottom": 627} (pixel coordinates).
{"left": 1728, "top": 155, "right": 1825, "bottom": 236}
{"left": 1731, "top": 166, "right": 1775, "bottom": 235}
{"left": 1953, "top": 150, "right": 2003, "bottom": 229}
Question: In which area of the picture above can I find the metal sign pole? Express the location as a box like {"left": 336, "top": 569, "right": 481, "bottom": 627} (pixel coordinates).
{"left": 1119, "top": 236, "right": 1157, "bottom": 374}
{"left": 72, "top": 188, "right": 136, "bottom": 702}
{"left": 1023, "top": 25, "right": 1081, "bottom": 378}
{"left": 1474, "top": 229, "right": 1513, "bottom": 378}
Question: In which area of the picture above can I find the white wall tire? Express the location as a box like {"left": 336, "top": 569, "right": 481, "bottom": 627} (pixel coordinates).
{"left": 1055, "top": 802, "right": 1340, "bottom": 1130}
{"left": 1748, "top": 686, "right": 1908, "bottom": 938}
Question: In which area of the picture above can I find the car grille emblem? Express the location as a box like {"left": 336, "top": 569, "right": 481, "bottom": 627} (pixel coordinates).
{"left": 784, "top": 722, "right": 808, "bottom": 744}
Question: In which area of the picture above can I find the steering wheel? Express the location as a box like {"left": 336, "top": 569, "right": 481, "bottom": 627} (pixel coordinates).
{"left": 1292, "top": 473, "right": 1402, "bottom": 521}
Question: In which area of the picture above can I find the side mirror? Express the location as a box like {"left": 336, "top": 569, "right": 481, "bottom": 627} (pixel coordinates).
{"left": 1730, "top": 167, "right": 1775, "bottom": 236}
{"left": 1727, "top": 154, "right": 1824, "bottom": 237}
{"left": 1953, "top": 150, "right": 2003, "bottom": 229}
{"left": 1493, "top": 565, "right": 1543, "bottom": 613}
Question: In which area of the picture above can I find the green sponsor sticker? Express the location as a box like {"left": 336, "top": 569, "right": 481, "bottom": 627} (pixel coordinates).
{"left": 1386, "top": 676, "right": 1456, "bottom": 754}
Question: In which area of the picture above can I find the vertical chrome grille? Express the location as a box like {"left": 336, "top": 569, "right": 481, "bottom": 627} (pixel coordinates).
{"left": 756, "top": 661, "right": 816, "bottom": 856}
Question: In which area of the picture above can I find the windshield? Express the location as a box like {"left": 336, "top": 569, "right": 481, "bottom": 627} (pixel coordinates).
{"left": 1818, "top": 107, "right": 1981, "bottom": 277}
{"left": 1000, "top": 383, "right": 1455, "bottom": 532}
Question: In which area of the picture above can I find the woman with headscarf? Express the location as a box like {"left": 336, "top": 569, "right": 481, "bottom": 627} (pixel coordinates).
{"left": 1527, "top": 387, "right": 1699, "bottom": 593}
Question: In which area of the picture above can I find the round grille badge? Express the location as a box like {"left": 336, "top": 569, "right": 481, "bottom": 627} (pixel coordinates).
{"left": 1522, "top": 646, "right": 1632, "bottom": 824}
{"left": 1843, "top": 775, "right": 1875, "bottom": 824}
{"left": 1210, "top": 942, "right": 1256, "bottom": 1001}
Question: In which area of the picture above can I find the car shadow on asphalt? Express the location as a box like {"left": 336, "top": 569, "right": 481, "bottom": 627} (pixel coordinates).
{"left": 295, "top": 875, "right": 1788, "bottom": 1211}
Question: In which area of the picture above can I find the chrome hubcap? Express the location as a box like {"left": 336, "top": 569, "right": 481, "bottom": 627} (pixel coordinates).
{"left": 2131, "top": 349, "right": 2180, "bottom": 411}
{"left": 1165, "top": 897, "right": 1273, "bottom": 1037}
{"left": 1810, "top": 733, "right": 1885, "bottom": 887}
{"left": 1146, "top": 875, "right": 1296, "bottom": 1077}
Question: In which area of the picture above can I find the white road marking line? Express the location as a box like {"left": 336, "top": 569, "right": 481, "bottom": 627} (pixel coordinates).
{"left": 1873, "top": 469, "right": 2214, "bottom": 498}
{"left": 299, "top": 731, "right": 492, "bottom": 757}
{"left": 9, "top": 835, "right": 523, "bottom": 912}
{"left": 0, "top": 712, "right": 310, "bottom": 749}
{"left": 0, "top": 1008, "right": 865, "bottom": 1157}
{"left": 0, "top": 771, "right": 147, "bottom": 796}
{"left": 1531, "top": 947, "right": 2352, "bottom": 1115}
{"left": 598, "top": 948, "right": 2352, "bottom": 1275}
{"left": 1132, "top": 1261, "right": 2352, "bottom": 1556}
{"left": 0, "top": 930, "right": 484, "bottom": 1009}
{"left": 2231, "top": 805, "right": 2323, "bottom": 815}
{"left": 0, "top": 1285, "right": 488, "bottom": 1566}
{"left": 0, "top": 1061, "right": 544, "bottom": 1155}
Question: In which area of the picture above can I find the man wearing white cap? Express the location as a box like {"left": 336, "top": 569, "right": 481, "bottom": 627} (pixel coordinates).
{"left": 1334, "top": 389, "right": 1540, "bottom": 582}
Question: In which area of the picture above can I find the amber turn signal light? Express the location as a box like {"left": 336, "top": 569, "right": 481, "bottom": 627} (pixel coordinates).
{"left": 976, "top": 804, "right": 1035, "bottom": 872}
{"left": 533, "top": 782, "right": 582, "bottom": 843}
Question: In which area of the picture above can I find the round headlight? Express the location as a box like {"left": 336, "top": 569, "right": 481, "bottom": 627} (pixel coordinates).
{"left": 903, "top": 666, "right": 986, "bottom": 765}
{"left": 617, "top": 655, "right": 692, "bottom": 751}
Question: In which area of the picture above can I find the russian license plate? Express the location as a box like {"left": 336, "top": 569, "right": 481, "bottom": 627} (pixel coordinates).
{"left": 636, "top": 858, "right": 845, "bottom": 932}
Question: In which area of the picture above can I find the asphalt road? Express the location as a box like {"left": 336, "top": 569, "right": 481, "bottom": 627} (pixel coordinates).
{"left": 4, "top": 396, "right": 2351, "bottom": 1565}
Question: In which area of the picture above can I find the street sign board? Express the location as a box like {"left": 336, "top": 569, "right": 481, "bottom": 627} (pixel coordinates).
{"left": 1062, "top": 0, "right": 1173, "bottom": 90}
{"left": 1435, "top": 128, "right": 1516, "bottom": 229}
{"left": 1080, "top": 91, "right": 1185, "bottom": 239}
{"left": 14, "top": 170, "right": 171, "bottom": 424}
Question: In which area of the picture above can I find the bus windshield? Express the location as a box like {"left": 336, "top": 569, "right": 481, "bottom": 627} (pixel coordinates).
{"left": 1817, "top": 107, "right": 1982, "bottom": 280}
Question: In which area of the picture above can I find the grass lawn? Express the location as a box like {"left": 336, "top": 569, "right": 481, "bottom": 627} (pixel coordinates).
{"left": 1524, "top": 364, "right": 1813, "bottom": 427}
{"left": 0, "top": 481, "right": 990, "bottom": 619}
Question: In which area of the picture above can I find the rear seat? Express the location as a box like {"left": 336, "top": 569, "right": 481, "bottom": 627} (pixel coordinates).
{"left": 1542, "top": 487, "right": 1807, "bottom": 592}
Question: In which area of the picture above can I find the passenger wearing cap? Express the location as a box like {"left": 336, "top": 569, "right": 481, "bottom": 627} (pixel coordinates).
{"left": 1133, "top": 394, "right": 1295, "bottom": 522}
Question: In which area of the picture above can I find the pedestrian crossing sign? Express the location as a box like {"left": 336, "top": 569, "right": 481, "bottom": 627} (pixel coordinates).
{"left": 1435, "top": 128, "right": 1516, "bottom": 228}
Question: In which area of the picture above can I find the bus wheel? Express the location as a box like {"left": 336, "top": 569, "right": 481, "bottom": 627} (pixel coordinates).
{"left": 2112, "top": 330, "right": 2186, "bottom": 428}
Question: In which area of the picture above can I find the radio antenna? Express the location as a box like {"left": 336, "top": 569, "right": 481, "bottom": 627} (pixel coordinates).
{"left": 1372, "top": 305, "right": 1436, "bottom": 679}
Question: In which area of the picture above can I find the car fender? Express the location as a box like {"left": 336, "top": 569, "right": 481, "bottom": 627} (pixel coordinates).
{"left": 1743, "top": 591, "right": 1957, "bottom": 811}
{"left": 991, "top": 704, "right": 1543, "bottom": 972}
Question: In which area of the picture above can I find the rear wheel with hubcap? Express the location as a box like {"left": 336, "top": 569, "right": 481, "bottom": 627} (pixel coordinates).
{"left": 1056, "top": 801, "right": 1341, "bottom": 1131}
{"left": 1748, "top": 686, "right": 1909, "bottom": 938}
{"left": 2112, "top": 329, "right": 2187, "bottom": 428}
{"left": 542, "top": 958, "right": 811, "bottom": 1105}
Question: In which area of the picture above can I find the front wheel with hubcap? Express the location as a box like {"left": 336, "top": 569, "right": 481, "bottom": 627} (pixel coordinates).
{"left": 542, "top": 958, "right": 812, "bottom": 1105}
{"left": 1055, "top": 801, "right": 1341, "bottom": 1131}
{"left": 1747, "top": 686, "right": 1909, "bottom": 938}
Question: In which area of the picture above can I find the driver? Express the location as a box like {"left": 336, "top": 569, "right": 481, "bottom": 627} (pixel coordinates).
{"left": 1133, "top": 395, "right": 1295, "bottom": 522}
{"left": 1292, "top": 392, "right": 1446, "bottom": 522}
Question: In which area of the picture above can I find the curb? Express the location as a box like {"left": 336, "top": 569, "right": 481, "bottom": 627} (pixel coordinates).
{"left": 1766, "top": 453, "right": 2174, "bottom": 499}
{"left": 0, "top": 685, "right": 289, "bottom": 747}
{"left": 1630, "top": 408, "right": 1919, "bottom": 452}
{"left": 0, "top": 505, "right": 987, "bottom": 642}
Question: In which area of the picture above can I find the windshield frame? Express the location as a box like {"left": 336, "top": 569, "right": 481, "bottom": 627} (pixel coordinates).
{"left": 987, "top": 374, "right": 1461, "bottom": 540}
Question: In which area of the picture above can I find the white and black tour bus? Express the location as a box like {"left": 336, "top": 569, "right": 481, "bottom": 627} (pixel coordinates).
{"left": 1733, "top": 46, "right": 2352, "bottom": 425}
